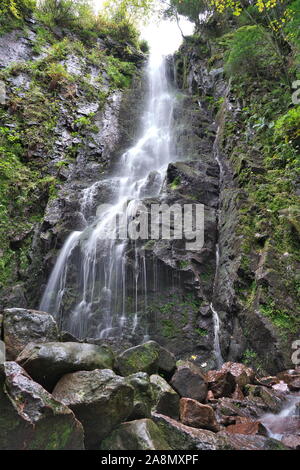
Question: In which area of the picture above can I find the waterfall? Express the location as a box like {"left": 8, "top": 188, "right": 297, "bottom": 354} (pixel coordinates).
{"left": 40, "top": 50, "right": 176, "bottom": 339}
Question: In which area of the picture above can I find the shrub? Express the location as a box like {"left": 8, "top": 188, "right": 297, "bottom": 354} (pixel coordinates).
{"left": 224, "top": 25, "right": 280, "bottom": 79}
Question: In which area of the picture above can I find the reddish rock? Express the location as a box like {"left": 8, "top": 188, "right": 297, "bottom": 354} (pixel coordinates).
{"left": 232, "top": 384, "right": 244, "bottom": 400}
{"left": 221, "top": 362, "right": 255, "bottom": 388}
{"left": 207, "top": 390, "right": 215, "bottom": 401}
{"left": 180, "top": 398, "right": 220, "bottom": 432}
{"left": 205, "top": 370, "right": 236, "bottom": 398}
{"left": 226, "top": 420, "right": 268, "bottom": 436}
{"left": 281, "top": 434, "right": 300, "bottom": 449}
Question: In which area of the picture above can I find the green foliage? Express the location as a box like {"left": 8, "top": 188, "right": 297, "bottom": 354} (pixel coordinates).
{"left": 224, "top": 25, "right": 280, "bottom": 79}
{"left": 274, "top": 105, "right": 300, "bottom": 148}
{"left": 106, "top": 56, "right": 135, "bottom": 89}
{"left": 103, "top": 0, "right": 155, "bottom": 22}
{"left": 36, "top": 0, "right": 93, "bottom": 28}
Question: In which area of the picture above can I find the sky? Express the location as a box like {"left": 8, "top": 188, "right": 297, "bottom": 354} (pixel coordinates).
{"left": 92, "top": 0, "right": 194, "bottom": 55}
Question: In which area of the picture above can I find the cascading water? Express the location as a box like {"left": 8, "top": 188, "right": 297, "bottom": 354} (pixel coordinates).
{"left": 40, "top": 49, "right": 176, "bottom": 339}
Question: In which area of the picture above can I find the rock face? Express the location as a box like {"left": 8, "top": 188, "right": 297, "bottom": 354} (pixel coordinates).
{"left": 150, "top": 374, "right": 180, "bottom": 419}
{"left": 0, "top": 362, "right": 84, "bottom": 450}
{"left": 52, "top": 369, "right": 134, "bottom": 449}
{"left": 170, "top": 361, "right": 208, "bottom": 403}
{"left": 17, "top": 342, "right": 114, "bottom": 390}
{"left": 180, "top": 398, "right": 220, "bottom": 432}
{"left": 101, "top": 419, "right": 171, "bottom": 450}
{"left": 3, "top": 308, "right": 59, "bottom": 360}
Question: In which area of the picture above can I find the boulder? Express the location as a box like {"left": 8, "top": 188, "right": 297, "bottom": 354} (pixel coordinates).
{"left": 226, "top": 419, "right": 268, "bottom": 436}
{"left": 150, "top": 374, "right": 180, "bottom": 419}
{"left": 116, "top": 341, "right": 175, "bottom": 376}
{"left": 126, "top": 372, "right": 155, "bottom": 420}
{"left": 170, "top": 361, "right": 207, "bottom": 403}
{"left": 281, "top": 434, "right": 300, "bottom": 450}
{"left": 277, "top": 370, "right": 300, "bottom": 387}
{"left": 52, "top": 368, "right": 134, "bottom": 449}
{"left": 289, "top": 378, "right": 300, "bottom": 391}
{"left": 218, "top": 431, "right": 288, "bottom": 450}
{"left": 101, "top": 419, "right": 171, "bottom": 450}
{"left": 205, "top": 370, "right": 236, "bottom": 398}
{"left": 3, "top": 308, "right": 59, "bottom": 360}
{"left": 244, "top": 385, "right": 286, "bottom": 413}
{"left": 220, "top": 362, "right": 255, "bottom": 388}
{"left": 152, "top": 413, "right": 224, "bottom": 450}
{"left": 17, "top": 341, "right": 114, "bottom": 390}
{"left": 180, "top": 398, "right": 220, "bottom": 432}
{"left": 232, "top": 384, "right": 244, "bottom": 400}
{"left": 0, "top": 362, "right": 84, "bottom": 450}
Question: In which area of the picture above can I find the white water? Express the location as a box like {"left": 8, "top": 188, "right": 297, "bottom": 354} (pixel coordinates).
{"left": 261, "top": 394, "right": 300, "bottom": 440}
{"left": 40, "top": 50, "right": 176, "bottom": 339}
{"left": 210, "top": 244, "right": 224, "bottom": 368}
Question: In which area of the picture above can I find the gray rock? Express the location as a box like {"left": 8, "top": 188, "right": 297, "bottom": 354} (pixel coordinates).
{"left": 0, "top": 362, "right": 84, "bottom": 450}
{"left": 170, "top": 361, "right": 208, "bottom": 403}
{"left": 3, "top": 308, "right": 59, "bottom": 360}
{"left": 17, "top": 341, "right": 114, "bottom": 390}
{"left": 150, "top": 374, "right": 180, "bottom": 419}
{"left": 52, "top": 368, "right": 134, "bottom": 449}
{"left": 126, "top": 372, "right": 155, "bottom": 419}
{"left": 101, "top": 419, "right": 171, "bottom": 450}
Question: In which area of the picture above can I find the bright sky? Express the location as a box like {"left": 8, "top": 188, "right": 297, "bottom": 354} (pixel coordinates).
{"left": 92, "top": 0, "right": 194, "bottom": 55}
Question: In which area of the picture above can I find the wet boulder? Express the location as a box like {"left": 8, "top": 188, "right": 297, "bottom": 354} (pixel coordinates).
{"left": 101, "top": 419, "right": 171, "bottom": 450}
{"left": 52, "top": 368, "right": 134, "bottom": 449}
{"left": 116, "top": 341, "right": 175, "bottom": 376}
{"left": 225, "top": 418, "right": 268, "bottom": 436}
{"left": 0, "top": 362, "right": 84, "bottom": 450}
{"left": 205, "top": 369, "right": 236, "bottom": 398}
{"left": 17, "top": 341, "right": 114, "bottom": 390}
{"left": 180, "top": 398, "right": 220, "bottom": 432}
{"left": 126, "top": 372, "right": 155, "bottom": 419}
{"left": 3, "top": 308, "right": 59, "bottom": 360}
{"left": 220, "top": 362, "right": 255, "bottom": 388}
{"left": 170, "top": 361, "right": 208, "bottom": 403}
{"left": 150, "top": 374, "right": 180, "bottom": 419}
{"left": 244, "top": 385, "right": 286, "bottom": 413}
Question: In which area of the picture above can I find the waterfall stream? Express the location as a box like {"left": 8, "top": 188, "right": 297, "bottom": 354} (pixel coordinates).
{"left": 40, "top": 50, "right": 176, "bottom": 339}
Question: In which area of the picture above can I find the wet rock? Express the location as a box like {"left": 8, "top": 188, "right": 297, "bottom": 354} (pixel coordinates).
{"left": 3, "top": 308, "right": 59, "bottom": 360}
{"left": 0, "top": 362, "right": 84, "bottom": 450}
{"left": 180, "top": 398, "right": 220, "bottom": 432}
{"left": 205, "top": 370, "right": 236, "bottom": 398}
{"left": 244, "top": 385, "right": 286, "bottom": 413}
{"left": 150, "top": 374, "right": 180, "bottom": 419}
{"left": 220, "top": 362, "right": 255, "bottom": 388}
{"left": 126, "top": 372, "right": 155, "bottom": 420}
{"left": 277, "top": 370, "right": 300, "bottom": 387}
{"left": 226, "top": 419, "right": 268, "bottom": 436}
{"left": 152, "top": 413, "right": 224, "bottom": 450}
{"left": 101, "top": 419, "right": 171, "bottom": 450}
{"left": 52, "top": 368, "right": 134, "bottom": 449}
{"left": 116, "top": 341, "right": 175, "bottom": 376}
{"left": 232, "top": 384, "right": 245, "bottom": 400}
{"left": 215, "top": 397, "right": 268, "bottom": 421}
{"left": 272, "top": 381, "right": 289, "bottom": 393}
{"left": 289, "top": 378, "right": 300, "bottom": 391}
{"left": 170, "top": 361, "right": 208, "bottom": 403}
{"left": 218, "top": 431, "right": 288, "bottom": 450}
{"left": 281, "top": 434, "right": 300, "bottom": 449}
{"left": 17, "top": 341, "right": 114, "bottom": 390}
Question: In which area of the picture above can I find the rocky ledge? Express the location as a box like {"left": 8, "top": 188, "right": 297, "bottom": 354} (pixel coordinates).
{"left": 0, "top": 308, "right": 299, "bottom": 450}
